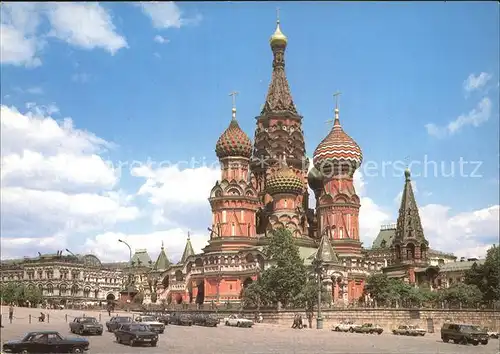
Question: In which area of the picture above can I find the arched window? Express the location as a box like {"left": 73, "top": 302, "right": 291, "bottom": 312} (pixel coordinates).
{"left": 406, "top": 243, "right": 415, "bottom": 260}
{"left": 47, "top": 284, "right": 54, "bottom": 295}
{"left": 231, "top": 223, "right": 235, "bottom": 236}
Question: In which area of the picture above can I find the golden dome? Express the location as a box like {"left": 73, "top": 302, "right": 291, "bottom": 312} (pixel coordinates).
{"left": 270, "top": 20, "right": 287, "bottom": 47}
{"left": 266, "top": 159, "right": 303, "bottom": 195}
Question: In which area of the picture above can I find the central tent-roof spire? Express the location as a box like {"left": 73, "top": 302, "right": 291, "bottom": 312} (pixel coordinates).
{"left": 261, "top": 9, "right": 297, "bottom": 115}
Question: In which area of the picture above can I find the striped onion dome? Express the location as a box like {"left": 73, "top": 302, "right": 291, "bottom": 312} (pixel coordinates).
{"left": 266, "top": 158, "right": 303, "bottom": 195}
{"left": 313, "top": 108, "right": 362, "bottom": 176}
{"left": 215, "top": 108, "right": 252, "bottom": 159}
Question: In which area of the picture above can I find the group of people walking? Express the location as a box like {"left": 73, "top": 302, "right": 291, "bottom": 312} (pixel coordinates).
{"left": 292, "top": 311, "right": 314, "bottom": 329}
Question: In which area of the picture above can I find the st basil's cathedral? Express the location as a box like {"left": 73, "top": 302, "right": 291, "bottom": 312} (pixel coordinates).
{"left": 153, "top": 18, "right": 456, "bottom": 306}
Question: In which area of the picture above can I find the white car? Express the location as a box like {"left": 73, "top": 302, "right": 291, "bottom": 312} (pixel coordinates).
{"left": 135, "top": 315, "right": 165, "bottom": 334}
{"left": 224, "top": 314, "right": 253, "bottom": 328}
{"left": 486, "top": 329, "right": 499, "bottom": 339}
{"left": 332, "top": 321, "right": 360, "bottom": 332}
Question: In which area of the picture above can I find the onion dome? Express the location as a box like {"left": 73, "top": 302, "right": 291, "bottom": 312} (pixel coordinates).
{"left": 215, "top": 107, "right": 252, "bottom": 159}
{"left": 270, "top": 19, "right": 287, "bottom": 48}
{"left": 307, "top": 166, "right": 324, "bottom": 191}
{"left": 313, "top": 107, "right": 362, "bottom": 176}
{"left": 266, "top": 157, "right": 303, "bottom": 195}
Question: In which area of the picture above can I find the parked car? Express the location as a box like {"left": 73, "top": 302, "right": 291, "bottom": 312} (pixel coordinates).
{"left": 224, "top": 314, "right": 253, "bottom": 328}
{"left": 2, "top": 331, "right": 89, "bottom": 353}
{"left": 134, "top": 315, "right": 165, "bottom": 334}
{"left": 115, "top": 323, "right": 158, "bottom": 347}
{"left": 106, "top": 316, "right": 133, "bottom": 332}
{"left": 409, "top": 325, "right": 426, "bottom": 336}
{"left": 192, "top": 313, "right": 219, "bottom": 327}
{"left": 484, "top": 328, "right": 499, "bottom": 339}
{"left": 393, "top": 325, "right": 425, "bottom": 336}
{"left": 69, "top": 317, "right": 103, "bottom": 335}
{"left": 156, "top": 314, "right": 170, "bottom": 325}
{"left": 332, "top": 321, "right": 360, "bottom": 332}
{"left": 353, "top": 323, "right": 383, "bottom": 335}
{"left": 441, "top": 323, "right": 489, "bottom": 345}
{"left": 169, "top": 312, "right": 193, "bottom": 326}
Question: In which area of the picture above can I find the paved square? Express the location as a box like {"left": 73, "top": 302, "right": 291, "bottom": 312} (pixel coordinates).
{"left": 1, "top": 308, "right": 498, "bottom": 353}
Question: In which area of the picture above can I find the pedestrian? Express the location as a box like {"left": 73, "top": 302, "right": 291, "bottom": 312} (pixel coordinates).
{"left": 307, "top": 310, "right": 313, "bottom": 329}
{"left": 9, "top": 304, "right": 14, "bottom": 324}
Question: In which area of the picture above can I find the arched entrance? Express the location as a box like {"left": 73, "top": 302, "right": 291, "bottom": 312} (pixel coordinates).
{"left": 175, "top": 293, "right": 183, "bottom": 304}
{"left": 106, "top": 293, "right": 115, "bottom": 301}
{"left": 195, "top": 280, "right": 205, "bottom": 304}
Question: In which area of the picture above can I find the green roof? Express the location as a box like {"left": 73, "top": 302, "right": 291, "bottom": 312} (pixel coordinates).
{"left": 298, "top": 246, "right": 318, "bottom": 266}
{"left": 314, "top": 234, "right": 340, "bottom": 263}
{"left": 154, "top": 243, "right": 171, "bottom": 270}
{"left": 130, "top": 249, "right": 152, "bottom": 267}
{"left": 371, "top": 227, "right": 396, "bottom": 249}
{"left": 180, "top": 234, "right": 195, "bottom": 264}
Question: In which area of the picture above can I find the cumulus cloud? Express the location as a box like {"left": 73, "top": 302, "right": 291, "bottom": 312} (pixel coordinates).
{"left": 138, "top": 2, "right": 201, "bottom": 29}
{"left": 46, "top": 3, "right": 128, "bottom": 55}
{"left": 425, "top": 97, "right": 492, "bottom": 138}
{"left": 84, "top": 229, "right": 208, "bottom": 263}
{"left": 420, "top": 204, "right": 499, "bottom": 258}
{"left": 153, "top": 35, "right": 169, "bottom": 44}
{"left": 463, "top": 72, "right": 492, "bottom": 94}
{"left": 0, "top": 3, "right": 127, "bottom": 67}
{"left": 0, "top": 3, "right": 44, "bottom": 67}
{"left": 0, "top": 104, "right": 139, "bottom": 259}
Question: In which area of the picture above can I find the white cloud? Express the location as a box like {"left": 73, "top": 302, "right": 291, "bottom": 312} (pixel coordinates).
{"left": 0, "top": 103, "right": 139, "bottom": 259}
{"left": 46, "top": 3, "right": 127, "bottom": 55}
{"left": 463, "top": 72, "right": 492, "bottom": 94}
{"left": 26, "top": 87, "right": 43, "bottom": 95}
{"left": 0, "top": 3, "right": 43, "bottom": 67}
{"left": 425, "top": 97, "right": 492, "bottom": 138}
{"left": 0, "top": 3, "right": 127, "bottom": 67}
{"left": 84, "top": 229, "right": 208, "bottom": 263}
{"left": 420, "top": 204, "right": 499, "bottom": 258}
{"left": 138, "top": 2, "right": 201, "bottom": 29}
{"left": 154, "top": 35, "right": 169, "bottom": 44}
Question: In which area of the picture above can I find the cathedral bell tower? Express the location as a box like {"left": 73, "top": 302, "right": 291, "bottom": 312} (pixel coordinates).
{"left": 311, "top": 95, "right": 363, "bottom": 256}
{"left": 250, "top": 13, "right": 309, "bottom": 236}
{"left": 207, "top": 93, "right": 260, "bottom": 252}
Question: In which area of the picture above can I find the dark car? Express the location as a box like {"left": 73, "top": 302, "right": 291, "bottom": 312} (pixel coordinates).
{"left": 169, "top": 312, "right": 193, "bottom": 326}
{"left": 2, "top": 331, "right": 89, "bottom": 353}
{"left": 69, "top": 317, "right": 103, "bottom": 335}
{"left": 157, "top": 313, "right": 170, "bottom": 325}
{"left": 106, "top": 316, "right": 133, "bottom": 332}
{"left": 115, "top": 323, "right": 159, "bottom": 347}
{"left": 441, "top": 323, "right": 489, "bottom": 345}
{"left": 192, "top": 313, "right": 218, "bottom": 327}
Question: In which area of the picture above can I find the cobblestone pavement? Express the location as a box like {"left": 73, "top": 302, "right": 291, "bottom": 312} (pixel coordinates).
{"left": 1, "top": 308, "right": 498, "bottom": 354}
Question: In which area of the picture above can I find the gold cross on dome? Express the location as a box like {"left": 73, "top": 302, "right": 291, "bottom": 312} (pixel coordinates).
{"left": 229, "top": 91, "right": 239, "bottom": 109}
{"left": 325, "top": 119, "right": 334, "bottom": 128}
{"left": 404, "top": 156, "right": 410, "bottom": 169}
{"left": 276, "top": 7, "right": 280, "bottom": 23}
{"left": 333, "top": 91, "right": 342, "bottom": 110}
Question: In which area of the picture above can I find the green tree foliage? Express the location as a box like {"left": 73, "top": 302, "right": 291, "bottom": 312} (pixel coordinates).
{"left": 293, "top": 277, "right": 331, "bottom": 311}
{"left": 243, "top": 228, "right": 307, "bottom": 308}
{"left": 0, "top": 282, "right": 18, "bottom": 304}
{"left": 464, "top": 245, "right": 500, "bottom": 303}
{"left": 0, "top": 284, "right": 43, "bottom": 306}
{"left": 438, "top": 283, "right": 483, "bottom": 307}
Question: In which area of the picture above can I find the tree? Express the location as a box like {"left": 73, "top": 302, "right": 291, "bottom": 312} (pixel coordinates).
{"left": 0, "top": 282, "right": 18, "bottom": 304}
{"left": 255, "top": 228, "right": 308, "bottom": 308}
{"left": 294, "top": 277, "right": 331, "bottom": 311}
{"left": 438, "top": 283, "right": 483, "bottom": 307}
{"left": 242, "top": 279, "right": 273, "bottom": 308}
{"left": 464, "top": 245, "right": 500, "bottom": 303}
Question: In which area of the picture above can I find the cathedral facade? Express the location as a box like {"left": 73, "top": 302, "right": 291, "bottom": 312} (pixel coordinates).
{"left": 157, "top": 19, "right": 384, "bottom": 306}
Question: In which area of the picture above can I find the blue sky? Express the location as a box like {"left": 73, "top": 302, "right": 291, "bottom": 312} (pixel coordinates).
{"left": 1, "top": 2, "right": 498, "bottom": 262}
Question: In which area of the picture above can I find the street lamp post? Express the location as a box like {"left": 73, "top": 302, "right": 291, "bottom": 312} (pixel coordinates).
{"left": 313, "top": 258, "right": 324, "bottom": 330}
{"left": 118, "top": 239, "right": 132, "bottom": 311}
